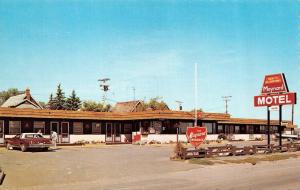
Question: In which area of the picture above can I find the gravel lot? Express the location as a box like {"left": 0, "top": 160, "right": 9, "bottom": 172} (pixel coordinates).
{"left": 0, "top": 141, "right": 300, "bottom": 190}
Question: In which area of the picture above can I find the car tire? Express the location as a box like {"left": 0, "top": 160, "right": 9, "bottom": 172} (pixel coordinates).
{"left": 6, "top": 143, "right": 12, "bottom": 150}
{"left": 20, "top": 144, "right": 27, "bottom": 152}
{"left": 43, "top": 147, "right": 49, "bottom": 151}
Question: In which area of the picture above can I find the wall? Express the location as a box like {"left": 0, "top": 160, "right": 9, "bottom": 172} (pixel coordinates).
{"left": 69, "top": 134, "right": 106, "bottom": 143}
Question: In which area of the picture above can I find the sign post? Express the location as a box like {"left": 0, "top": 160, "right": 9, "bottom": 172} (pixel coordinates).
{"left": 267, "top": 106, "right": 270, "bottom": 146}
{"left": 254, "top": 73, "right": 296, "bottom": 148}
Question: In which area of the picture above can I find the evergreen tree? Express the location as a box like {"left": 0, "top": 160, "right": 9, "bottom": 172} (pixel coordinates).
{"left": 65, "top": 90, "right": 81, "bottom": 111}
{"left": 53, "top": 84, "right": 66, "bottom": 110}
{"left": 47, "top": 93, "right": 56, "bottom": 109}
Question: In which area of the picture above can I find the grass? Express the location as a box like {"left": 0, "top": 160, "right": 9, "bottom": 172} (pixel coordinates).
{"left": 188, "top": 158, "right": 215, "bottom": 165}
{"left": 186, "top": 153, "right": 299, "bottom": 166}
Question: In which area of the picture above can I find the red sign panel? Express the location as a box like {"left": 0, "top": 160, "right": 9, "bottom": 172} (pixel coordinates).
{"left": 261, "top": 73, "right": 288, "bottom": 94}
{"left": 186, "top": 126, "right": 207, "bottom": 148}
{"left": 132, "top": 134, "right": 141, "bottom": 143}
{"left": 254, "top": 92, "right": 296, "bottom": 107}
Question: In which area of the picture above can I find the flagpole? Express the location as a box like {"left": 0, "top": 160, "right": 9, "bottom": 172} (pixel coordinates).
{"left": 194, "top": 63, "right": 197, "bottom": 127}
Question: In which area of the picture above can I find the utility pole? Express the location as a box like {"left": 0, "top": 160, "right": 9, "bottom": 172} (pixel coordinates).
{"left": 175, "top": 100, "right": 183, "bottom": 111}
{"left": 98, "top": 78, "right": 110, "bottom": 104}
{"left": 222, "top": 96, "right": 232, "bottom": 114}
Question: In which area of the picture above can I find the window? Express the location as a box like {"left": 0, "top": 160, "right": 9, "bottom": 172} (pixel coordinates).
{"left": 235, "top": 126, "right": 240, "bottom": 134}
{"left": 34, "top": 121, "right": 45, "bottom": 134}
{"left": 9, "top": 121, "right": 21, "bottom": 134}
{"left": 260, "top": 125, "right": 266, "bottom": 133}
{"left": 217, "top": 125, "right": 224, "bottom": 133}
{"left": 177, "top": 122, "right": 193, "bottom": 134}
{"left": 203, "top": 122, "right": 213, "bottom": 134}
{"left": 73, "top": 122, "right": 83, "bottom": 134}
{"left": 92, "top": 123, "right": 101, "bottom": 134}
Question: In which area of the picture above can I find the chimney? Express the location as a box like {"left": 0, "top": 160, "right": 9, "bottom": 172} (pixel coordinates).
{"left": 25, "top": 88, "right": 30, "bottom": 100}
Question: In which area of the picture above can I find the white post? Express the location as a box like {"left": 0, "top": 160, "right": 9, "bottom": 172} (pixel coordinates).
{"left": 194, "top": 63, "right": 198, "bottom": 127}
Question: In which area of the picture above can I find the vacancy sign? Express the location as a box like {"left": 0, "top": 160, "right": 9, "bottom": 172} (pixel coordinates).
{"left": 261, "top": 73, "right": 288, "bottom": 94}
{"left": 186, "top": 126, "right": 207, "bottom": 148}
{"left": 254, "top": 92, "right": 296, "bottom": 107}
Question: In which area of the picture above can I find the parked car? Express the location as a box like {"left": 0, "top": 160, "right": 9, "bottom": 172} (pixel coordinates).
{"left": 5, "top": 133, "right": 52, "bottom": 152}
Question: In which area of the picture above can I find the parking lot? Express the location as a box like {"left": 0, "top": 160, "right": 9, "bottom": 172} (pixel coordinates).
{"left": 1, "top": 143, "right": 300, "bottom": 190}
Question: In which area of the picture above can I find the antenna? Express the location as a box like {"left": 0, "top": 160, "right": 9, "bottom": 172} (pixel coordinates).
{"left": 98, "top": 78, "right": 110, "bottom": 104}
{"left": 175, "top": 100, "right": 183, "bottom": 111}
{"left": 222, "top": 96, "right": 232, "bottom": 114}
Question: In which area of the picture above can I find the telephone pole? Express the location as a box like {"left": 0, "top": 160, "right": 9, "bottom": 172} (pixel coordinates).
{"left": 98, "top": 78, "right": 110, "bottom": 104}
{"left": 222, "top": 96, "right": 232, "bottom": 114}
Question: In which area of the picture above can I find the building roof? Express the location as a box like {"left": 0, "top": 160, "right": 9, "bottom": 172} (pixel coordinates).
{"left": 0, "top": 108, "right": 293, "bottom": 127}
{"left": 1, "top": 94, "right": 43, "bottom": 109}
{"left": 218, "top": 117, "right": 292, "bottom": 126}
{"left": 1, "top": 89, "right": 43, "bottom": 109}
{"left": 112, "top": 101, "right": 142, "bottom": 112}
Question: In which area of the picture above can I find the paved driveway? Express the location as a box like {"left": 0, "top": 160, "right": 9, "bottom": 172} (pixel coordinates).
{"left": 0, "top": 144, "right": 300, "bottom": 190}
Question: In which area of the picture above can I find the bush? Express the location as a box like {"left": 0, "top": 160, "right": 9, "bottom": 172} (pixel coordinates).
{"left": 170, "top": 142, "right": 186, "bottom": 160}
{"left": 218, "top": 133, "right": 227, "bottom": 140}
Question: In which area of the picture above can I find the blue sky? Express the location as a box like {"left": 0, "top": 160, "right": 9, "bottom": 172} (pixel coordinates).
{"left": 0, "top": 0, "right": 299, "bottom": 122}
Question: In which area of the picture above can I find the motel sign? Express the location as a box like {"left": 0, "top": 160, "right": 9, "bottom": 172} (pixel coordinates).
{"left": 254, "top": 73, "right": 296, "bottom": 147}
{"left": 254, "top": 92, "right": 296, "bottom": 107}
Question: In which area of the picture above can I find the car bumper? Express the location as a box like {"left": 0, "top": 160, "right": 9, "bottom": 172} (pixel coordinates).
{"left": 28, "top": 144, "right": 53, "bottom": 148}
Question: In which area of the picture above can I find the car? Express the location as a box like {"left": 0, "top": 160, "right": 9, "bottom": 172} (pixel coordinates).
{"left": 5, "top": 133, "right": 53, "bottom": 152}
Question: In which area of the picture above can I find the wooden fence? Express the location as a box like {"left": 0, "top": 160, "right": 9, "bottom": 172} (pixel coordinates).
{"left": 178, "top": 143, "right": 300, "bottom": 160}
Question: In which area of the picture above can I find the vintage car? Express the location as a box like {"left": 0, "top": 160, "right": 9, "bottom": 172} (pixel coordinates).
{"left": 5, "top": 133, "right": 53, "bottom": 152}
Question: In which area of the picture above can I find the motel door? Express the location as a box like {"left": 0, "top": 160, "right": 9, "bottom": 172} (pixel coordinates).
{"left": 61, "top": 122, "right": 70, "bottom": 143}
{"left": 50, "top": 122, "right": 60, "bottom": 143}
{"left": 106, "top": 123, "right": 121, "bottom": 143}
{"left": 0, "top": 120, "right": 4, "bottom": 144}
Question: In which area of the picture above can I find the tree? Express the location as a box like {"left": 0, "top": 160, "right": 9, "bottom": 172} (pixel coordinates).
{"left": 81, "top": 101, "right": 111, "bottom": 112}
{"left": 142, "top": 97, "right": 169, "bottom": 111}
{"left": 0, "top": 88, "right": 19, "bottom": 105}
{"left": 47, "top": 93, "right": 56, "bottom": 109}
{"left": 65, "top": 90, "right": 81, "bottom": 111}
{"left": 48, "top": 84, "right": 66, "bottom": 110}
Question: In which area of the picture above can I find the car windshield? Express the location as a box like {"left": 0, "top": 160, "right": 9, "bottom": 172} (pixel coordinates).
{"left": 24, "top": 134, "right": 44, "bottom": 138}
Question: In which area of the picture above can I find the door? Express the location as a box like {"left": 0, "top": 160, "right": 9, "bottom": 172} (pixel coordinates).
{"left": 106, "top": 123, "right": 113, "bottom": 142}
{"left": 114, "top": 123, "right": 121, "bottom": 142}
{"left": 105, "top": 123, "right": 121, "bottom": 143}
{"left": 50, "top": 122, "right": 60, "bottom": 143}
{"left": 61, "top": 122, "right": 70, "bottom": 143}
{"left": 0, "top": 120, "right": 4, "bottom": 144}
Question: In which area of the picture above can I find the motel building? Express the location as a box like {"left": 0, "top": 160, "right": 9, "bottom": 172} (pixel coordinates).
{"left": 0, "top": 90, "right": 295, "bottom": 145}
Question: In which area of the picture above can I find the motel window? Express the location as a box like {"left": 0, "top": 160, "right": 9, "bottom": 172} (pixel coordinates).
{"left": 73, "top": 122, "right": 83, "bottom": 134}
{"left": 260, "top": 126, "right": 266, "bottom": 134}
{"left": 235, "top": 126, "right": 240, "bottom": 134}
{"left": 34, "top": 121, "right": 45, "bottom": 134}
{"left": 203, "top": 122, "right": 213, "bottom": 134}
{"left": 177, "top": 122, "right": 193, "bottom": 134}
{"left": 217, "top": 125, "right": 224, "bottom": 133}
{"left": 272, "top": 126, "right": 278, "bottom": 133}
{"left": 92, "top": 123, "right": 101, "bottom": 134}
{"left": 248, "top": 125, "right": 254, "bottom": 134}
{"left": 9, "top": 121, "right": 21, "bottom": 135}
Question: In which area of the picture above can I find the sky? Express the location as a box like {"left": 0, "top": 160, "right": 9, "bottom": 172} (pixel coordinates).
{"left": 0, "top": 0, "right": 299, "bottom": 123}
